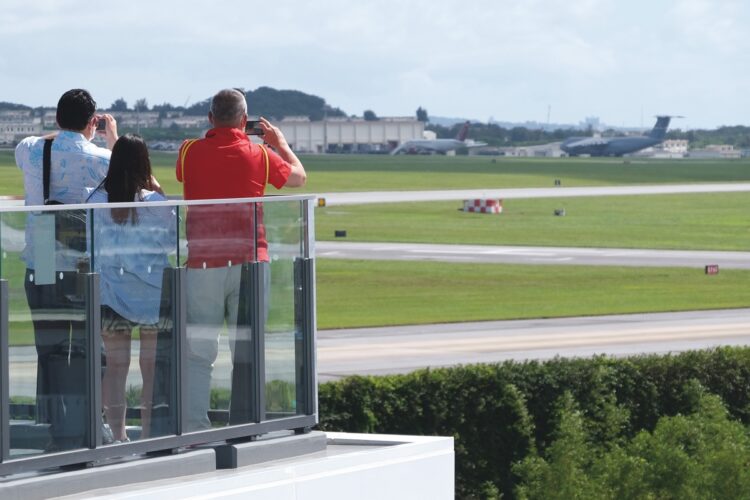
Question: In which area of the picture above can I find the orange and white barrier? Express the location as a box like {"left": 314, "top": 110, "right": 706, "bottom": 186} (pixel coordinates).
{"left": 463, "top": 199, "right": 503, "bottom": 214}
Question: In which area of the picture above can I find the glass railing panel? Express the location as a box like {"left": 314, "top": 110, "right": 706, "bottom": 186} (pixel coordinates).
{"left": 263, "top": 200, "right": 306, "bottom": 420}
{"left": 180, "top": 201, "right": 259, "bottom": 431}
{"left": 0, "top": 194, "right": 316, "bottom": 470}
{"left": 89, "top": 202, "right": 179, "bottom": 443}
{"left": 2, "top": 208, "right": 91, "bottom": 455}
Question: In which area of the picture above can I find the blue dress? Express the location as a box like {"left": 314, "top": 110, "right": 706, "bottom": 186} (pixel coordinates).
{"left": 86, "top": 188, "right": 177, "bottom": 325}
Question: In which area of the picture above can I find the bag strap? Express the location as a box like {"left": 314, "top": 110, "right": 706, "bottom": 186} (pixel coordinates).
{"left": 42, "top": 138, "right": 53, "bottom": 204}
{"left": 259, "top": 144, "right": 270, "bottom": 192}
{"left": 179, "top": 139, "right": 199, "bottom": 185}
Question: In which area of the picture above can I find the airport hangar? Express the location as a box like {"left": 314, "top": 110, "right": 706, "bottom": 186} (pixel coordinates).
{"left": 268, "top": 116, "right": 425, "bottom": 154}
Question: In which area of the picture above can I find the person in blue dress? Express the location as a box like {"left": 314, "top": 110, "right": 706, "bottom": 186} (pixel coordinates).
{"left": 86, "top": 134, "right": 175, "bottom": 441}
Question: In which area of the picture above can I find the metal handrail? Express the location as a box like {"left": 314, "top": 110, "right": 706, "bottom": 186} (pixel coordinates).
{"left": 0, "top": 193, "right": 317, "bottom": 212}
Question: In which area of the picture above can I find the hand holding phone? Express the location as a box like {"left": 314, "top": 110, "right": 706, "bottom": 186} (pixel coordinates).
{"left": 96, "top": 117, "right": 107, "bottom": 132}
{"left": 245, "top": 120, "right": 264, "bottom": 136}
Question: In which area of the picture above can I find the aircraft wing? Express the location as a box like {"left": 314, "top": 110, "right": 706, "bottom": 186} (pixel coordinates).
{"left": 464, "top": 141, "right": 488, "bottom": 149}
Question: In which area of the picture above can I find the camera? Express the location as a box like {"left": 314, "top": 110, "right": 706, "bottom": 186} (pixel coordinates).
{"left": 96, "top": 117, "right": 106, "bottom": 131}
{"left": 245, "top": 120, "right": 264, "bottom": 136}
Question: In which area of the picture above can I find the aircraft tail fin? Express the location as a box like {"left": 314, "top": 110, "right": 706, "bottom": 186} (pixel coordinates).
{"left": 456, "top": 121, "right": 471, "bottom": 141}
{"left": 648, "top": 116, "right": 672, "bottom": 140}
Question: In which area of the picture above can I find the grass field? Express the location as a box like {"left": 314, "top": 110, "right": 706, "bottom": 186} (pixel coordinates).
{"left": 3, "top": 150, "right": 750, "bottom": 196}
{"left": 317, "top": 193, "right": 750, "bottom": 250}
{"left": 316, "top": 259, "right": 750, "bottom": 329}
{"left": 3, "top": 150, "right": 749, "bottom": 331}
{"left": 290, "top": 154, "right": 750, "bottom": 193}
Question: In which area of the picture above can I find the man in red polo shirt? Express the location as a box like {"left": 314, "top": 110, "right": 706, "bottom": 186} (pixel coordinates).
{"left": 176, "top": 88, "right": 306, "bottom": 430}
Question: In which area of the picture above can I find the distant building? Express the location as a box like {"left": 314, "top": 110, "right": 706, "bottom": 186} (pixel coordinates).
{"left": 580, "top": 116, "right": 601, "bottom": 131}
{"left": 111, "top": 111, "right": 161, "bottom": 128}
{"left": 497, "top": 143, "right": 565, "bottom": 157}
{"left": 42, "top": 110, "right": 57, "bottom": 128}
{"left": 650, "top": 139, "right": 689, "bottom": 158}
{"left": 660, "top": 139, "right": 688, "bottom": 154}
{"left": 0, "top": 110, "right": 42, "bottom": 144}
{"left": 689, "top": 144, "right": 741, "bottom": 159}
{"left": 276, "top": 117, "right": 424, "bottom": 153}
{"left": 160, "top": 115, "right": 210, "bottom": 129}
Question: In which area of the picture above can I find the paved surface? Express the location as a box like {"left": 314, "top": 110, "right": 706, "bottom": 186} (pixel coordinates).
{"left": 10, "top": 310, "right": 749, "bottom": 388}
{"left": 317, "top": 183, "right": 750, "bottom": 206}
{"left": 7, "top": 333, "right": 297, "bottom": 398}
{"left": 316, "top": 308, "right": 750, "bottom": 381}
{"left": 317, "top": 241, "right": 750, "bottom": 269}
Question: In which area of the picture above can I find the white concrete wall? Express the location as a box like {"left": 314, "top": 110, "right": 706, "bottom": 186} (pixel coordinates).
{"left": 61, "top": 433, "right": 455, "bottom": 499}
{"left": 279, "top": 119, "right": 424, "bottom": 153}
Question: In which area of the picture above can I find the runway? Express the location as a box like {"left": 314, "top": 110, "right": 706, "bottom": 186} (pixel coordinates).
{"left": 317, "top": 183, "right": 750, "bottom": 206}
{"left": 317, "top": 241, "right": 750, "bottom": 269}
{"left": 316, "top": 308, "right": 750, "bottom": 381}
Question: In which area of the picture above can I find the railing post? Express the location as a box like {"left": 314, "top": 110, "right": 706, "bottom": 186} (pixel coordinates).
{"left": 0, "top": 279, "right": 9, "bottom": 460}
{"left": 305, "top": 199, "right": 318, "bottom": 419}
{"left": 84, "top": 273, "right": 102, "bottom": 449}
{"left": 175, "top": 267, "right": 187, "bottom": 435}
{"left": 251, "top": 262, "right": 267, "bottom": 423}
{"left": 294, "top": 257, "right": 317, "bottom": 419}
{"left": 231, "top": 262, "right": 267, "bottom": 425}
{"left": 152, "top": 266, "right": 186, "bottom": 437}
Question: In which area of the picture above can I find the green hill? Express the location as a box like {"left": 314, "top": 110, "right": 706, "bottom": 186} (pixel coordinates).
{"left": 183, "top": 86, "right": 346, "bottom": 120}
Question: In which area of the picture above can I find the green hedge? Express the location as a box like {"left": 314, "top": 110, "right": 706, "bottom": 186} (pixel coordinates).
{"left": 318, "top": 347, "right": 750, "bottom": 499}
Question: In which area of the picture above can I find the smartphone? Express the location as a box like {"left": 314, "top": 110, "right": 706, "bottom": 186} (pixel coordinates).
{"left": 96, "top": 118, "right": 106, "bottom": 131}
{"left": 245, "top": 120, "right": 264, "bottom": 136}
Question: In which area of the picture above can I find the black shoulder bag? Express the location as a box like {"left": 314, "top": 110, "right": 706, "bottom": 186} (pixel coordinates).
{"left": 43, "top": 139, "right": 87, "bottom": 252}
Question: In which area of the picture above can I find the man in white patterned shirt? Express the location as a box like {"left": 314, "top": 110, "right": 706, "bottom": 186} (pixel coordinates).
{"left": 15, "top": 89, "right": 117, "bottom": 451}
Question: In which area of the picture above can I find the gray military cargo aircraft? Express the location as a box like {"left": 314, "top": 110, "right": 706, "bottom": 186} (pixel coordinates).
{"left": 560, "top": 116, "right": 678, "bottom": 157}
{"left": 390, "top": 121, "right": 487, "bottom": 155}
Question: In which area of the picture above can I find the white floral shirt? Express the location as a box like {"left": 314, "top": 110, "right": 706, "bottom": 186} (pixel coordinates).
{"left": 15, "top": 130, "right": 110, "bottom": 269}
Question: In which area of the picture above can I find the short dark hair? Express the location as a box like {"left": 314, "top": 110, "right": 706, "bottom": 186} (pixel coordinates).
{"left": 56, "top": 89, "right": 97, "bottom": 131}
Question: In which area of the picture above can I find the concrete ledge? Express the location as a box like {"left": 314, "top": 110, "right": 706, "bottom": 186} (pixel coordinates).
{"left": 0, "top": 433, "right": 455, "bottom": 499}
{"left": 0, "top": 448, "right": 215, "bottom": 500}
{"left": 215, "top": 431, "right": 327, "bottom": 469}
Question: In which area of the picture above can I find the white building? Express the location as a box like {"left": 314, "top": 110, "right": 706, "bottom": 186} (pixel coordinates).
{"left": 275, "top": 117, "right": 424, "bottom": 153}
{"left": 689, "top": 144, "right": 742, "bottom": 159}
{"left": 111, "top": 111, "right": 161, "bottom": 128}
{"left": 0, "top": 111, "right": 42, "bottom": 144}
{"left": 161, "top": 115, "right": 210, "bottom": 129}
{"left": 660, "top": 139, "right": 689, "bottom": 154}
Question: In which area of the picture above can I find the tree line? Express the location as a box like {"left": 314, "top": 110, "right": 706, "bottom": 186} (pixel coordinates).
{"left": 0, "top": 87, "right": 347, "bottom": 122}
{"left": 3, "top": 97, "right": 749, "bottom": 148}
{"left": 104, "top": 86, "right": 348, "bottom": 121}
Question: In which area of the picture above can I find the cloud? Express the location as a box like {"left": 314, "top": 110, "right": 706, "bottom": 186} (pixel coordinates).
{"left": 0, "top": 0, "right": 748, "bottom": 127}
{"left": 669, "top": 0, "right": 746, "bottom": 54}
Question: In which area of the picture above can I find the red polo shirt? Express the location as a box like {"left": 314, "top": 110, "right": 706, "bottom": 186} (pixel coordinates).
{"left": 176, "top": 127, "right": 292, "bottom": 267}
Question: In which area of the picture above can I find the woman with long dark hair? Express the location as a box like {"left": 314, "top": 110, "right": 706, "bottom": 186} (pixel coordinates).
{"left": 86, "top": 134, "right": 175, "bottom": 442}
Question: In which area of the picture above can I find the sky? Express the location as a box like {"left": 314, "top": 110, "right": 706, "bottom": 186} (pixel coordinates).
{"left": 1, "top": 0, "right": 748, "bottom": 130}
